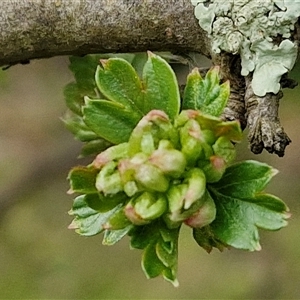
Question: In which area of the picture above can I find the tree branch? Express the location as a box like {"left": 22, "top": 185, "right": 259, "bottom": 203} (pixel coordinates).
{"left": 0, "top": 0, "right": 210, "bottom": 67}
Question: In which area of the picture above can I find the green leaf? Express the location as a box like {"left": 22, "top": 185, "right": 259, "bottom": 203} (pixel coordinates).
{"left": 83, "top": 98, "right": 142, "bottom": 144}
{"left": 65, "top": 54, "right": 136, "bottom": 116}
{"left": 193, "top": 226, "right": 228, "bottom": 253}
{"left": 84, "top": 193, "right": 128, "bottom": 212}
{"left": 130, "top": 52, "right": 148, "bottom": 77}
{"left": 68, "top": 166, "right": 98, "bottom": 194}
{"left": 80, "top": 139, "right": 112, "bottom": 158}
{"left": 129, "top": 223, "right": 160, "bottom": 250}
{"left": 68, "top": 195, "right": 121, "bottom": 236}
{"left": 69, "top": 55, "right": 102, "bottom": 94}
{"left": 95, "top": 58, "right": 144, "bottom": 112}
{"left": 195, "top": 113, "right": 243, "bottom": 142}
{"left": 130, "top": 221, "right": 179, "bottom": 285}
{"left": 208, "top": 161, "right": 290, "bottom": 251}
{"left": 142, "top": 242, "right": 166, "bottom": 278}
{"left": 156, "top": 227, "right": 179, "bottom": 268}
{"left": 143, "top": 51, "right": 180, "bottom": 120}
{"left": 183, "top": 67, "right": 230, "bottom": 117}
{"left": 102, "top": 226, "right": 133, "bottom": 245}
{"left": 211, "top": 160, "right": 279, "bottom": 198}
{"left": 64, "top": 82, "right": 84, "bottom": 116}
{"left": 62, "top": 114, "right": 100, "bottom": 142}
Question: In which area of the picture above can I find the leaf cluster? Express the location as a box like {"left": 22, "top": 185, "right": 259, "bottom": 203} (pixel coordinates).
{"left": 64, "top": 52, "right": 289, "bottom": 285}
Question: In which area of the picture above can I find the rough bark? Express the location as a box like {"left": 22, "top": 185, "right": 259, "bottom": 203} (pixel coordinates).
{"left": 0, "top": 0, "right": 210, "bottom": 67}
{"left": 1, "top": 0, "right": 299, "bottom": 157}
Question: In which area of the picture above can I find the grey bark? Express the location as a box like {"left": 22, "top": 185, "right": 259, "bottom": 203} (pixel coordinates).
{"left": 0, "top": 0, "right": 210, "bottom": 67}
{"left": 0, "top": 0, "right": 298, "bottom": 156}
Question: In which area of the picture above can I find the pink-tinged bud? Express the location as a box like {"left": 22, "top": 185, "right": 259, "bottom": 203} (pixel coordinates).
{"left": 95, "top": 161, "right": 123, "bottom": 195}
{"left": 134, "top": 163, "right": 169, "bottom": 192}
{"left": 185, "top": 191, "right": 216, "bottom": 228}
{"left": 200, "top": 156, "right": 226, "bottom": 183}
{"left": 183, "top": 168, "right": 206, "bottom": 209}
{"left": 93, "top": 143, "right": 128, "bottom": 169}
{"left": 164, "top": 174, "right": 207, "bottom": 228}
{"left": 180, "top": 119, "right": 203, "bottom": 165}
{"left": 128, "top": 110, "right": 171, "bottom": 156}
{"left": 125, "top": 192, "right": 167, "bottom": 225}
{"left": 175, "top": 110, "right": 200, "bottom": 128}
{"left": 104, "top": 206, "right": 131, "bottom": 230}
{"left": 150, "top": 145, "right": 186, "bottom": 178}
{"left": 212, "top": 136, "right": 236, "bottom": 164}
{"left": 124, "top": 181, "right": 139, "bottom": 197}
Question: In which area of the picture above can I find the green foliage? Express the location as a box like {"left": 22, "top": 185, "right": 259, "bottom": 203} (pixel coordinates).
{"left": 64, "top": 52, "right": 289, "bottom": 285}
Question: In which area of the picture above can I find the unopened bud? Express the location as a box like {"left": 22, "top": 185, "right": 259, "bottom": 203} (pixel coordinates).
{"left": 199, "top": 156, "right": 226, "bottom": 183}
{"left": 93, "top": 143, "right": 128, "bottom": 169}
{"left": 164, "top": 172, "right": 207, "bottom": 227}
{"left": 128, "top": 110, "right": 177, "bottom": 155}
{"left": 150, "top": 142, "right": 186, "bottom": 178}
{"left": 201, "top": 130, "right": 216, "bottom": 145}
{"left": 104, "top": 206, "right": 131, "bottom": 230}
{"left": 180, "top": 119, "right": 203, "bottom": 165}
{"left": 125, "top": 192, "right": 167, "bottom": 225}
{"left": 212, "top": 136, "right": 236, "bottom": 164}
{"left": 96, "top": 161, "right": 123, "bottom": 195}
{"left": 183, "top": 168, "right": 206, "bottom": 209}
{"left": 134, "top": 163, "right": 169, "bottom": 192}
{"left": 184, "top": 191, "right": 216, "bottom": 228}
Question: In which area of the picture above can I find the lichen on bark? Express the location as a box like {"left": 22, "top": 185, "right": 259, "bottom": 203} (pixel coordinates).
{"left": 192, "top": 0, "right": 300, "bottom": 156}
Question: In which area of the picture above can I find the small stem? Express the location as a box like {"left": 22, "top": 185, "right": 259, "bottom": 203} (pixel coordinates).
{"left": 245, "top": 75, "right": 291, "bottom": 157}
{"left": 212, "top": 52, "right": 247, "bottom": 129}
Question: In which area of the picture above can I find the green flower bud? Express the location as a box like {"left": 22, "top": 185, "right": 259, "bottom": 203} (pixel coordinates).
{"left": 125, "top": 192, "right": 167, "bottom": 225}
{"left": 123, "top": 181, "right": 139, "bottom": 197}
{"left": 174, "top": 110, "right": 200, "bottom": 128}
{"left": 96, "top": 161, "right": 123, "bottom": 195}
{"left": 183, "top": 168, "right": 206, "bottom": 209}
{"left": 134, "top": 163, "right": 169, "bottom": 192}
{"left": 104, "top": 206, "right": 131, "bottom": 230}
{"left": 150, "top": 141, "right": 186, "bottom": 178}
{"left": 184, "top": 191, "right": 216, "bottom": 228}
{"left": 164, "top": 169, "right": 207, "bottom": 227}
{"left": 128, "top": 110, "right": 178, "bottom": 155}
{"left": 164, "top": 184, "right": 189, "bottom": 228}
{"left": 202, "top": 130, "right": 216, "bottom": 145}
{"left": 198, "top": 156, "right": 226, "bottom": 183}
{"left": 93, "top": 143, "right": 128, "bottom": 169}
{"left": 180, "top": 119, "right": 203, "bottom": 165}
{"left": 212, "top": 136, "right": 236, "bottom": 164}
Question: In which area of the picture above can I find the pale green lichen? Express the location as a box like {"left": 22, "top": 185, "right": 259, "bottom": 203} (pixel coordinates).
{"left": 192, "top": 0, "right": 300, "bottom": 96}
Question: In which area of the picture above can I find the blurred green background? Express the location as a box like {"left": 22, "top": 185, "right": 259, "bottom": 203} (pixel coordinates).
{"left": 0, "top": 56, "right": 300, "bottom": 299}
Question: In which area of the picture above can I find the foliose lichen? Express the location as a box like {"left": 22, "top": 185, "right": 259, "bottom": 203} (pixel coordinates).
{"left": 191, "top": 0, "right": 300, "bottom": 96}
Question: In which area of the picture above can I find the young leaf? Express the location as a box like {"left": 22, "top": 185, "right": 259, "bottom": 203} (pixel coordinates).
{"left": 139, "top": 223, "right": 179, "bottom": 286}
{"left": 211, "top": 160, "right": 279, "bottom": 198}
{"left": 195, "top": 113, "right": 243, "bottom": 142}
{"left": 102, "top": 226, "right": 133, "bottom": 245}
{"left": 62, "top": 114, "right": 100, "bottom": 142}
{"left": 83, "top": 98, "right": 142, "bottom": 144}
{"left": 95, "top": 58, "right": 144, "bottom": 112}
{"left": 68, "top": 166, "right": 98, "bottom": 194}
{"left": 193, "top": 225, "right": 228, "bottom": 253}
{"left": 143, "top": 51, "right": 180, "bottom": 120}
{"left": 84, "top": 193, "right": 128, "bottom": 212}
{"left": 207, "top": 161, "right": 290, "bottom": 251}
{"left": 68, "top": 195, "right": 121, "bottom": 236}
{"left": 80, "top": 139, "right": 113, "bottom": 158}
{"left": 183, "top": 67, "right": 230, "bottom": 117}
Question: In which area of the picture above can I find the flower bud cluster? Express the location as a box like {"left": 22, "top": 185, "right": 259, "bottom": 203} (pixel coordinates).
{"left": 92, "top": 109, "right": 237, "bottom": 229}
